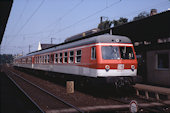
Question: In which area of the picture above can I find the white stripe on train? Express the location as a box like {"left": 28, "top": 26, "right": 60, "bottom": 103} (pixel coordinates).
{"left": 15, "top": 64, "right": 137, "bottom": 78}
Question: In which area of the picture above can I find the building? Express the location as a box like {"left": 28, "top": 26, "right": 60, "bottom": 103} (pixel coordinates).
{"left": 110, "top": 10, "right": 170, "bottom": 87}
{"left": 38, "top": 42, "right": 56, "bottom": 50}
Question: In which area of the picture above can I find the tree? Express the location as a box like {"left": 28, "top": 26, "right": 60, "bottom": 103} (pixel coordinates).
{"left": 0, "top": 54, "right": 13, "bottom": 64}
{"left": 98, "top": 20, "right": 112, "bottom": 30}
{"left": 133, "top": 11, "right": 150, "bottom": 21}
{"left": 113, "top": 17, "right": 128, "bottom": 27}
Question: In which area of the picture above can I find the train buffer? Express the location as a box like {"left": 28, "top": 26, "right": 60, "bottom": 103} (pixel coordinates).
{"left": 133, "top": 84, "right": 170, "bottom": 100}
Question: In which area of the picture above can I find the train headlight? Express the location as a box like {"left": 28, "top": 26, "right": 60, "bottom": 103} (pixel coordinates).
{"left": 115, "top": 39, "right": 120, "bottom": 42}
{"left": 131, "top": 65, "right": 135, "bottom": 71}
{"left": 105, "top": 65, "right": 110, "bottom": 72}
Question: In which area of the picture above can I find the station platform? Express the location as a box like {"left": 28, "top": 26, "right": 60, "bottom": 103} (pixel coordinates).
{"left": 133, "top": 83, "right": 170, "bottom": 100}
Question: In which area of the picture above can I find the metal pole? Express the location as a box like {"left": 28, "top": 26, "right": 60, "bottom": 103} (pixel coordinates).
{"left": 51, "top": 38, "right": 55, "bottom": 44}
{"left": 29, "top": 45, "right": 32, "bottom": 53}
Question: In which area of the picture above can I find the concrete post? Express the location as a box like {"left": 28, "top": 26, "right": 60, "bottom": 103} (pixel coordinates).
{"left": 66, "top": 81, "right": 74, "bottom": 93}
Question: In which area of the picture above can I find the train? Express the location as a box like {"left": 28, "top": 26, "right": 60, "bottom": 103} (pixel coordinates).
{"left": 13, "top": 34, "right": 137, "bottom": 88}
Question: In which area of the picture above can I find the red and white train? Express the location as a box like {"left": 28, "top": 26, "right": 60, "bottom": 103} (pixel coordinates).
{"left": 14, "top": 34, "right": 137, "bottom": 88}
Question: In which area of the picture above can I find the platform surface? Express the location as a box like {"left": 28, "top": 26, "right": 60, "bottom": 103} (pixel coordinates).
{"left": 134, "top": 84, "right": 170, "bottom": 95}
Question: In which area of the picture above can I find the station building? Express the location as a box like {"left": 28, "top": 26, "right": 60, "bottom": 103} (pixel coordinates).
{"left": 66, "top": 10, "right": 170, "bottom": 87}
{"left": 110, "top": 10, "right": 170, "bottom": 87}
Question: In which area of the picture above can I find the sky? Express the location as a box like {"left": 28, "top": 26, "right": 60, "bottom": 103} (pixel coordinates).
{"left": 1, "top": 0, "right": 170, "bottom": 55}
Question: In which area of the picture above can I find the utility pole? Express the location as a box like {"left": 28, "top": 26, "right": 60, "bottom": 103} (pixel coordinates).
{"left": 29, "top": 45, "right": 32, "bottom": 53}
{"left": 100, "top": 16, "right": 103, "bottom": 23}
{"left": 100, "top": 16, "right": 109, "bottom": 23}
{"left": 51, "top": 38, "right": 55, "bottom": 44}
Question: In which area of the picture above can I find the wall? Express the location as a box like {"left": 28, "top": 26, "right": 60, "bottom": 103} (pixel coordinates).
{"left": 147, "top": 49, "right": 170, "bottom": 87}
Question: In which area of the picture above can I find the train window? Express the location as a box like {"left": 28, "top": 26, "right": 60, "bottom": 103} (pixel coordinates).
{"left": 69, "top": 51, "right": 74, "bottom": 63}
{"left": 55, "top": 54, "right": 58, "bottom": 63}
{"left": 42, "top": 56, "right": 43, "bottom": 63}
{"left": 47, "top": 55, "right": 50, "bottom": 63}
{"left": 39, "top": 56, "right": 41, "bottom": 63}
{"left": 37, "top": 56, "right": 40, "bottom": 63}
{"left": 102, "top": 46, "right": 120, "bottom": 59}
{"left": 91, "top": 47, "right": 96, "bottom": 60}
{"left": 22, "top": 59, "right": 26, "bottom": 64}
{"left": 45, "top": 55, "right": 47, "bottom": 63}
{"left": 50, "top": 54, "right": 54, "bottom": 63}
{"left": 40, "top": 56, "right": 42, "bottom": 63}
{"left": 44, "top": 56, "right": 46, "bottom": 63}
{"left": 157, "top": 53, "right": 169, "bottom": 69}
{"left": 42, "top": 56, "right": 44, "bottom": 63}
{"left": 120, "top": 47, "right": 135, "bottom": 59}
{"left": 76, "top": 50, "right": 81, "bottom": 63}
{"left": 38, "top": 56, "right": 40, "bottom": 63}
{"left": 59, "top": 53, "right": 63, "bottom": 63}
{"left": 43, "top": 56, "right": 46, "bottom": 63}
{"left": 29, "top": 57, "right": 32, "bottom": 64}
{"left": 63, "top": 52, "right": 68, "bottom": 63}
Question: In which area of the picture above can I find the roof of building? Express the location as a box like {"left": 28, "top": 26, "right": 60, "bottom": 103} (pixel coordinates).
{"left": 40, "top": 44, "right": 56, "bottom": 50}
{"left": 72, "top": 10, "right": 170, "bottom": 43}
{"left": 111, "top": 10, "right": 170, "bottom": 42}
{"left": 0, "top": 0, "right": 13, "bottom": 44}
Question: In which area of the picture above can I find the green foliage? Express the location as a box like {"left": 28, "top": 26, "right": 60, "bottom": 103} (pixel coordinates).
{"left": 133, "top": 11, "right": 150, "bottom": 21}
{"left": 98, "top": 20, "right": 112, "bottom": 30}
{"left": 97, "top": 11, "right": 150, "bottom": 29}
{"left": 0, "top": 54, "right": 13, "bottom": 64}
{"left": 113, "top": 17, "right": 128, "bottom": 27}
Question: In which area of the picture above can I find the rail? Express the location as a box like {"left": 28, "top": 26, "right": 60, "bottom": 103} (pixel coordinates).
{"left": 5, "top": 70, "right": 45, "bottom": 113}
{"left": 109, "top": 96, "right": 170, "bottom": 112}
{"left": 4, "top": 69, "right": 84, "bottom": 113}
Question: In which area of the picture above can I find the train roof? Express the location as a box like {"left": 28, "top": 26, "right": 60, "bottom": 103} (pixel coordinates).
{"left": 16, "top": 34, "right": 131, "bottom": 59}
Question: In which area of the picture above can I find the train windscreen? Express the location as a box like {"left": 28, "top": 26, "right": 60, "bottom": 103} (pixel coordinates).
{"left": 119, "top": 46, "right": 135, "bottom": 59}
{"left": 102, "top": 46, "right": 120, "bottom": 59}
{"left": 102, "top": 46, "right": 135, "bottom": 60}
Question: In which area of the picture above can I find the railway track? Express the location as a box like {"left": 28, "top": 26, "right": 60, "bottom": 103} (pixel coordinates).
{"left": 3, "top": 68, "right": 84, "bottom": 113}
{"left": 109, "top": 95, "right": 170, "bottom": 112}
{"left": 2, "top": 65, "right": 170, "bottom": 113}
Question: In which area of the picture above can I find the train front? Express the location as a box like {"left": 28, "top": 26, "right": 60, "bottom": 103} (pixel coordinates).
{"left": 96, "top": 39, "right": 137, "bottom": 88}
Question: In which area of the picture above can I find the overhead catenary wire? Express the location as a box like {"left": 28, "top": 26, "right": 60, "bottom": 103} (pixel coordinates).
{"left": 5, "top": 0, "right": 45, "bottom": 51}
{"left": 7, "top": 0, "right": 45, "bottom": 46}
{"left": 110, "top": 0, "right": 169, "bottom": 21}
{"left": 4, "top": 0, "right": 120, "bottom": 38}
{"left": 51, "top": 0, "right": 122, "bottom": 35}
{"left": 10, "top": 0, "right": 29, "bottom": 34}
{"left": 48, "top": 0, "right": 84, "bottom": 38}
{"left": 4, "top": 0, "right": 168, "bottom": 38}
{"left": 15, "top": 0, "right": 45, "bottom": 35}
{"left": 2, "top": 0, "right": 170, "bottom": 55}
{"left": 3, "top": 1, "right": 28, "bottom": 52}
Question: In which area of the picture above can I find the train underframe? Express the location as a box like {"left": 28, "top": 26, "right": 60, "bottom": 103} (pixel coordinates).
{"left": 14, "top": 66, "right": 136, "bottom": 89}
